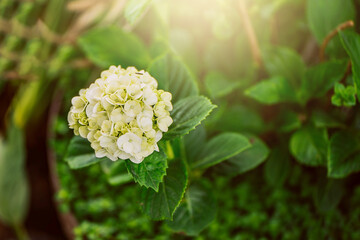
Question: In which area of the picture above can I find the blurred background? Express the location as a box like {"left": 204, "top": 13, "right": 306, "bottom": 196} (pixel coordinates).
{"left": 1, "top": 0, "right": 360, "bottom": 239}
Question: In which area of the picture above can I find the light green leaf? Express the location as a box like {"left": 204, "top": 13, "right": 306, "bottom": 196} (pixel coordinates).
{"left": 328, "top": 131, "right": 360, "bottom": 178}
{"left": 167, "top": 181, "right": 217, "bottom": 236}
{"left": 141, "top": 159, "right": 187, "bottom": 220}
{"left": 262, "top": 47, "right": 305, "bottom": 87}
{"left": 192, "top": 133, "right": 251, "bottom": 169}
{"left": 101, "top": 160, "right": 133, "bottom": 186}
{"left": 0, "top": 125, "right": 29, "bottom": 225}
{"left": 300, "top": 60, "right": 347, "bottom": 103}
{"left": 148, "top": 53, "right": 199, "bottom": 103}
{"left": 125, "top": 150, "right": 167, "bottom": 192}
{"left": 245, "top": 76, "right": 298, "bottom": 104}
{"left": 307, "top": 0, "right": 355, "bottom": 56}
{"left": 65, "top": 136, "right": 106, "bottom": 169}
{"left": 124, "top": 0, "right": 151, "bottom": 25}
{"left": 339, "top": 30, "right": 360, "bottom": 92}
{"left": 217, "top": 136, "right": 269, "bottom": 175}
{"left": 78, "top": 26, "right": 151, "bottom": 69}
{"left": 165, "top": 96, "right": 216, "bottom": 139}
{"left": 331, "top": 82, "right": 356, "bottom": 107}
{"left": 205, "top": 72, "right": 241, "bottom": 98}
{"left": 290, "top": 126, "right": 328, "bottom": 166}
{"left": 307, "top": 0, "right": 355, "bottom": 43}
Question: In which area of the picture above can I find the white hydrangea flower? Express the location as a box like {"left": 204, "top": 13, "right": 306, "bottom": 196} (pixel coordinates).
{"left": 68, "top": 65, "right": 173, "bottom": 164}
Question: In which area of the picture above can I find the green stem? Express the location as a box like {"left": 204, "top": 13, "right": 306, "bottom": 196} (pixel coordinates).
{"left": 165, "top": 140, "right": 175, "bottom": 160}
{"left": 179, "top": 137, "right": 191, "bottom": 177}
{"left": 13, "top": 224, "right": 29, "bottom": 240}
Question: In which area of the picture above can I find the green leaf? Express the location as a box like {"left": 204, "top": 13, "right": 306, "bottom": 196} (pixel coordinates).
{"left": 328, "top": 131, "right": 360, "bottom": 178}
{"left": 217, "top": 136, "right": 269, "bottom": 175}
{"left": 0, "top": 124, "right": 29, "bottom": 225}
{"left": 167, "top": 181, "right": 217, "bottom": 236}
{"left": 339, "top": 31, "right": 360, "bottom": 92}
{"left": 100, "top": 160, "right": 133, "bottom": 186}
{"left": 300, "top": 60, "right": 347, "bottom": 103}
{"left": 264, "top": 147, "right": 290, "bottom": 187}
{"left": 307, "top": 0, "right": 355, "bottom": 56}
{"left": 165, "top": 96, "right": 216, "bottom": 139}
{"left": 78, "top": 26, "right": 151, "bottom": 69}
{"left": 65, "top": 136, "right": 106, "bottom": 169}
{"left": 204, "top": 72, "right": 241, "bottom": 98}
{"left": 125, "top": 150, "right": 167, "bottom": 192}
{"left": 307, "top": 0, "right": 355, "bottom": 43}
{"left": 192, "top": 133, "right": 251, "bottom": 169}
{"left": 314, "top": 178, "right": 344, "bottom": 213}
{"left": 141, "top": 159, "right": 187, "bottom": 220}
{"left": 184, "top": 124, "right": 206, "bottom": 162}
{"left": 124, "top": 0, "right": 151, "bottom": 25}
{"left": 245, "top": 76, "right": 298, "bottom": 104}
{"left": 310, "top": 111, "right": 345, "bottom": 128}
{"left": 148, "top": 53, "right": 199, "bottom": 103}
{"left": 331, "top": 83, "right": 356, "bottom": 107}
{"left": 262, "top": 47, "right": 305, "bottom": 87}
{"left": 213, "top": 105, "right": 265, "bottom": 134}
{"left": 290, "top": 126, "right": 328, "bottom": 166}
{"left": 276, "top": 110, "right": 302, "bottom": 133}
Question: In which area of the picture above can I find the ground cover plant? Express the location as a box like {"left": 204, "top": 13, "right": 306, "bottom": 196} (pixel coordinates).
{"left": 2, "top": 0, "right": 360, "bottom": 239}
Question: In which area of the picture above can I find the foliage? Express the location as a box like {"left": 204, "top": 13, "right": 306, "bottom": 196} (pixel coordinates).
{"left": 53, "top": 0, "right": 360, "bottom": 237}
{"left": 2, "top": 0, "right": 360, "bottom": 238}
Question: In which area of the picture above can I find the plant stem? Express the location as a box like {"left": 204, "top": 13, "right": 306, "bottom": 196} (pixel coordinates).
{"left": 179, "top": 137, "right": 191, "bottom": 178}
{"left": 13, "top": 224, "right": 30, "bottom": 240}
{"left": 320, "top": 20, "right": 354, "bottom": 62}
{"left": 238, "top": 0, "right": 262, "bottom": 67}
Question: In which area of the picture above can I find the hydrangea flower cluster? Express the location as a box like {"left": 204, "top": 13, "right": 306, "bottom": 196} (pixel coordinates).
{"left": 68, "top": 66, "right": 173, "bottom": 163}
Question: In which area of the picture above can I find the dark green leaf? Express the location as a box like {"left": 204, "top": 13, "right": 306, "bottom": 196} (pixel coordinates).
{"left": 262, "top": 47, "right": 305, "bottom": 87}
{"left": 125, "top": 150, "right": 167, "bottom": 192}
{"left": 277, "top": 110, "right": 302, "bottom": 133}
{"left": 245, "top": 76, "right": 298, "bottom": 104}
{"left": 65, "top": 136, "right": 106, "bottom": 169}
{"left": 124, "top": 0, "right": 151, "bottom": 25}
{"left": 218, "top": 136, "right": 269, "bottom": 175}
{"left": 328, "top": 131, "right": 360, "bottom": 178}
{"left": 165, "top": 96, "right": 216, "bottom": 139}
{"left": 265, "top": 147, "right": 290, "bottom": 187}
{"left": 184, "top": 124, "right": 206, "bottom": 162}
{"left": 167, "top": 181, "right": 217, "bottom": 236}
{"left": 205, "top": 72, "right": 241, "bottom": 98}
{"left": 290, "top": 126, "right": 328, "bottom": 166}
{"left": 310, "top": 111, "right": 345, "bottom": 128}
{"left": 192, "top": 133, "right": 251, "bottom": 169}
{"left": 148, "top": 53, "right": 198, "bottom": 103}
{"left": 314, "top": 178, "right": 344, "bottom": 212}
{"left": 300, "top": 60, "right": 347, "bottom": 103}
{"left": 213, "top": 105, "right": 265, "bottom": 134}
{"left": 0, "top": 125, "right": 29, "bottom": 225}
{"left": 141, "top": 159, "right": 187, "bottom": 220}
{"left": 331, "top": 83, "right": 356, "bottom": 107}
{"left": 78, "top": 26, "right": 151, "bottom": 69}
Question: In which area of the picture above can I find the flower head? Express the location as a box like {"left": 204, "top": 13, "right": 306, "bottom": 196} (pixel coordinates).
{"left": 68, "top": 65, "right": 173, "bottom": 163}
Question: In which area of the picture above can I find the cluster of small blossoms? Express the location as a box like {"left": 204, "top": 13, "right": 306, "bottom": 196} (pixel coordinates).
{"left": 68, "top": 66, "right": 173, "bottom": 163}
